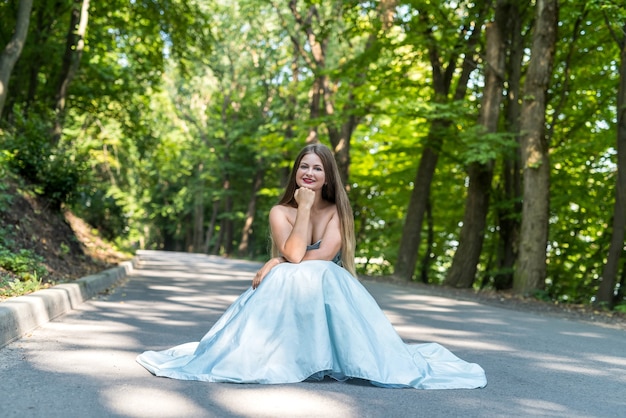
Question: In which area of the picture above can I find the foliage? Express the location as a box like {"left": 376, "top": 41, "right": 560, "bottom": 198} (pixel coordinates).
{"left": 0, "top": 277, "right": 44, "bottom": 299}
{"left": 0, "top": 0, "right": 625, "bottom": 309}
{"left": 0, "top": 247, "right": 46, "bottom": 279}
{"left": 0, "top": 152, "right": 14, "bottom": 213}
{"left": 0, "top": 180, "right": 49, "bottom": 285}
{"left": 0, "top": 245, "right": 48, "bottom": 298}
{"left": 1, "top": 109, "right": 86, "bottom": 209}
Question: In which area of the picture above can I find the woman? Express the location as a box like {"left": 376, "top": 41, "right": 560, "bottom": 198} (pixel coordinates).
{"left": 252, "top": 142, "right": 356, "bottom": 289}
{"left": 136, "top": 144, "right": 487, "bottom": 389}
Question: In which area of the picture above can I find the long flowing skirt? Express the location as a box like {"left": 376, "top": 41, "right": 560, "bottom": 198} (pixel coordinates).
{"left": 136, "top": 260, "right": 486, "bottom": 389}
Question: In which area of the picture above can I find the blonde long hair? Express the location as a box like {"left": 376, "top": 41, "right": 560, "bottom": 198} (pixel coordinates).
{"left": 272, "top": 144, "right": 356, "bottom": 277}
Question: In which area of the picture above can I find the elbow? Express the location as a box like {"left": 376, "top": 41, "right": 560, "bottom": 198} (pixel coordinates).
{"left": 281, "top": 249, "right": 306, "bottom": 264}
{"left": 283, "top": 254, "right": 305, "bottom": 264}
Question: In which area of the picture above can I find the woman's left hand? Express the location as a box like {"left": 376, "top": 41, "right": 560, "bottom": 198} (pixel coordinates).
{"left": 252, "top": 257, "right": 284, "bottom": 289}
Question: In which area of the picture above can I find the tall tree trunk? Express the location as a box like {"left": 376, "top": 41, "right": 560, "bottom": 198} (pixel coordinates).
{"left": 0, "top": 0, "right": 33, "bottom": 117}
{"left": 444, "top": 5, "right": 506, "bottom": 288}
{"left": 213, "top": 176, "right": 234, "bottom": 256}
{"left": 238, "top": 165, "right": 265, "bottom": 257}
{"left": 223, "top": 193, "right": 234, "bottom": 256}
{"left": 287, "top": 1, "right": 324, "bottom": 146}
{"left": 286, "top": 39, "right": 301, "bottom": 147}
{"left": 326, "top": 101, "right": 355, "bottom": 187}
{"left": 513, "top": 0, "right": 558, "bottom": 295}
{"left": 305, "top": 76, "right": 322, "bottom": 144}
{"left": 394, "top": 10, "right": 484, "bottom": 281}
{"left": 212, "top": 218, "right": 224, "bottom": 255}
{"left": 444, "top": 162, "right": 494, "bottom": 287}
{"left": 52, "top": 0, "right": 89, "bottom": 145}
{"left": 211, "top": 166, "right": 231, "bottom": 255}
{"left": 617, "top": 267, "right": 626, "bottom": 303}
{"left": 24, "top": 4, "right": 50, "bottom": 113}
{"left": 395, "top": 131, "right": 443, "bottom": 280}
{"left": 162, "top": 216, "right": 177, "bottom": 251}
{"left": 595, "top": 24, "right": 626, "bottom": 306}
{"left": 494, "top": 0, "right": 526, "bottom": 290}
{"left": 203, "top": 200, "right": 219, "bottom": 254}
{"left": 419, "top": 199, "right": 434, "bottom": 284}
{"left": 192, "top": 162, "right": 205, "bottom": 252}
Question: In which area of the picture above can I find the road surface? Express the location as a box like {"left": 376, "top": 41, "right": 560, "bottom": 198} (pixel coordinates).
{"left": 0, "top": 250, "right": 624, "bottom": 417}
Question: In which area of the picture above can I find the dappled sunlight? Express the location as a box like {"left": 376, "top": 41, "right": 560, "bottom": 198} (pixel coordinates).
{"left": 514, "top": 398, "right": 571, "bottom": 417}
{"left": 91, "top": 300, "right": 211, "bottom": 328}
{"left": 383, "top": 310, "right": 469, "bottom": 327}
{"left": 3, "top": 251, "right": 623, "bottom": 418}
{"left": 539, "top": 360, "right": 609, "bottom": 376}
{"left": 118, "top": 311, "right": 202, "bottom": 329}
{"left": 210, "top": 385, "right": 359, "bottom": 418}
{"left": 587, "top": 354, "right": 626, "bottom": 367}
{"left": 30, "top": 347, "right": 140, "bottom": 377}
{"left": 136, "top": 269, "right": 253, "bottom": 282}
{"left": 149, "top": 284, "right": 201, "bottom": 293}
{"left": 134, "top": 251, "right": 261, "bottom": 278}
{"left": 414, "top": 313, "right": 468, "bottom": 324}
{"left": 375, "top": 289, "right": 482, "bottom": 308}
{"left": 394, "top": 324, "right": 517, "bottom": 352}
{"left": 396, "top": 303, "right": 456, "bottom": 313}
{"left": 457, "top": 315, "right": 511, "bottom": 326}
{"left": 393, "top": 324, "right": 478, "bottom": 339}
{"left": 103, "top": 387, "right": 207, "bottom": 417}
{"left": 168, "top": 294, "right": 239, "bottom": 307}
{"left": 449, "top": 339, "right": 515, "bottom": 352}
{"left": 559, "top": 331, "right": 606, "bottom": 339}
{"left": 513, "top": 351, "right": 626, "bottom": 379}
{"left": 17, "top": 320, "right": 145, "bottom": 377}
{"left": 41, "top": 320, "right": 137, "bottom": 344}
{"left": 381, "top": 294, "right": 459, "bottom": 310}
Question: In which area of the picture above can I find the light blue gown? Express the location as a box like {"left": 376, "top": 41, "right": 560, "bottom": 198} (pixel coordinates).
{"left": 136, "top": 244, "right": 487, "bottom": 389}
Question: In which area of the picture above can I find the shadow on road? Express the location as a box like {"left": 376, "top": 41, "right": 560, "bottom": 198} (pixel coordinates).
{"left": 1, "top": 250, "right": 624, "bottom": 418}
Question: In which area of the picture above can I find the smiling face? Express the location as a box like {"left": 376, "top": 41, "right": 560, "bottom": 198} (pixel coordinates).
{"left": 295, "top": 152, "right": 326, "bottom": 192}
{"left": 279, "top": 144, "right": 339, "bottom": 207}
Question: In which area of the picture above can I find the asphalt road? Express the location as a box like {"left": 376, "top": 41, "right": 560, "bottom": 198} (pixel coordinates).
{"left": 1, "top": 250, "right": 624, "bottom": 418}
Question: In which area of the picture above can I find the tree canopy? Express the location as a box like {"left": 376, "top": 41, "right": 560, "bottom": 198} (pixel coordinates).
{"left": 1, "top": 0, "right": 625, "bottom": 310}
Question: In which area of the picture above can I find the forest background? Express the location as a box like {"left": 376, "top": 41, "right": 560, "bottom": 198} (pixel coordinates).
{"left": 1, "top": 0, "right": 625, "bottom": 311}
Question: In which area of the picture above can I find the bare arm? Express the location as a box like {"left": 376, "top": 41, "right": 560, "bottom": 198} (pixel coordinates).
{"left": 252, "top": 197, "right": 342, "bottom": 289}
{"left": 270, "top": 188, "right": 314, "bottom": 263}
{"left": 251, "top": 204, "right": 307, "bottom": 290}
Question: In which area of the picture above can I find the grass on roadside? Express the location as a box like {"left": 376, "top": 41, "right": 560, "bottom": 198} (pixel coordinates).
{"left": 0, "top": 247, "right": 51, "bottom": 299}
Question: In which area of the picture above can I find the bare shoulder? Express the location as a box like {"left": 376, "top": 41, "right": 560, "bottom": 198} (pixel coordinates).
{"left": 316, "top": 202, "right": 339, "bottom": 228}
{"left": 270, "top": 204, "right": 292, "bottom": 215}
{"left": 323, "top": 202, "right": 339, "bottom": 218}
{"left": 269, "top": 204, "right": 295, "bottom": 222}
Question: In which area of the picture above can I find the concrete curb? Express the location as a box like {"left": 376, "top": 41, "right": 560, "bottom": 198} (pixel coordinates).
{"left": 0, "top": 258, "right": 138, "bottom": 348}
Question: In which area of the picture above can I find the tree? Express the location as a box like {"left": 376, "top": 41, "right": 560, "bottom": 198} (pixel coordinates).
{"left": 276, "top": 0, "right": 391, "bottom": 184}
{"left": 596, "top": 21, "right": 626, "bottom": 307}
{"left": 3, "top": 0, "right": 626, "bottom": 309}
{"left": 52, "top": 0, "right": 90, "bottom": 145}
{"left": 0, "top": 0, "right": 33, "bottom": 117}
{"left": 490, "top": 0, "right": 529, "bottom": 290}
{"left": 444, "top": 0, "right": 507, "bottom": 288}
{"left": 513, "top": 0, "right": 559, "bottom": 295}
{"left": 394, "top": 1, "right": 487, "bottom": 281}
